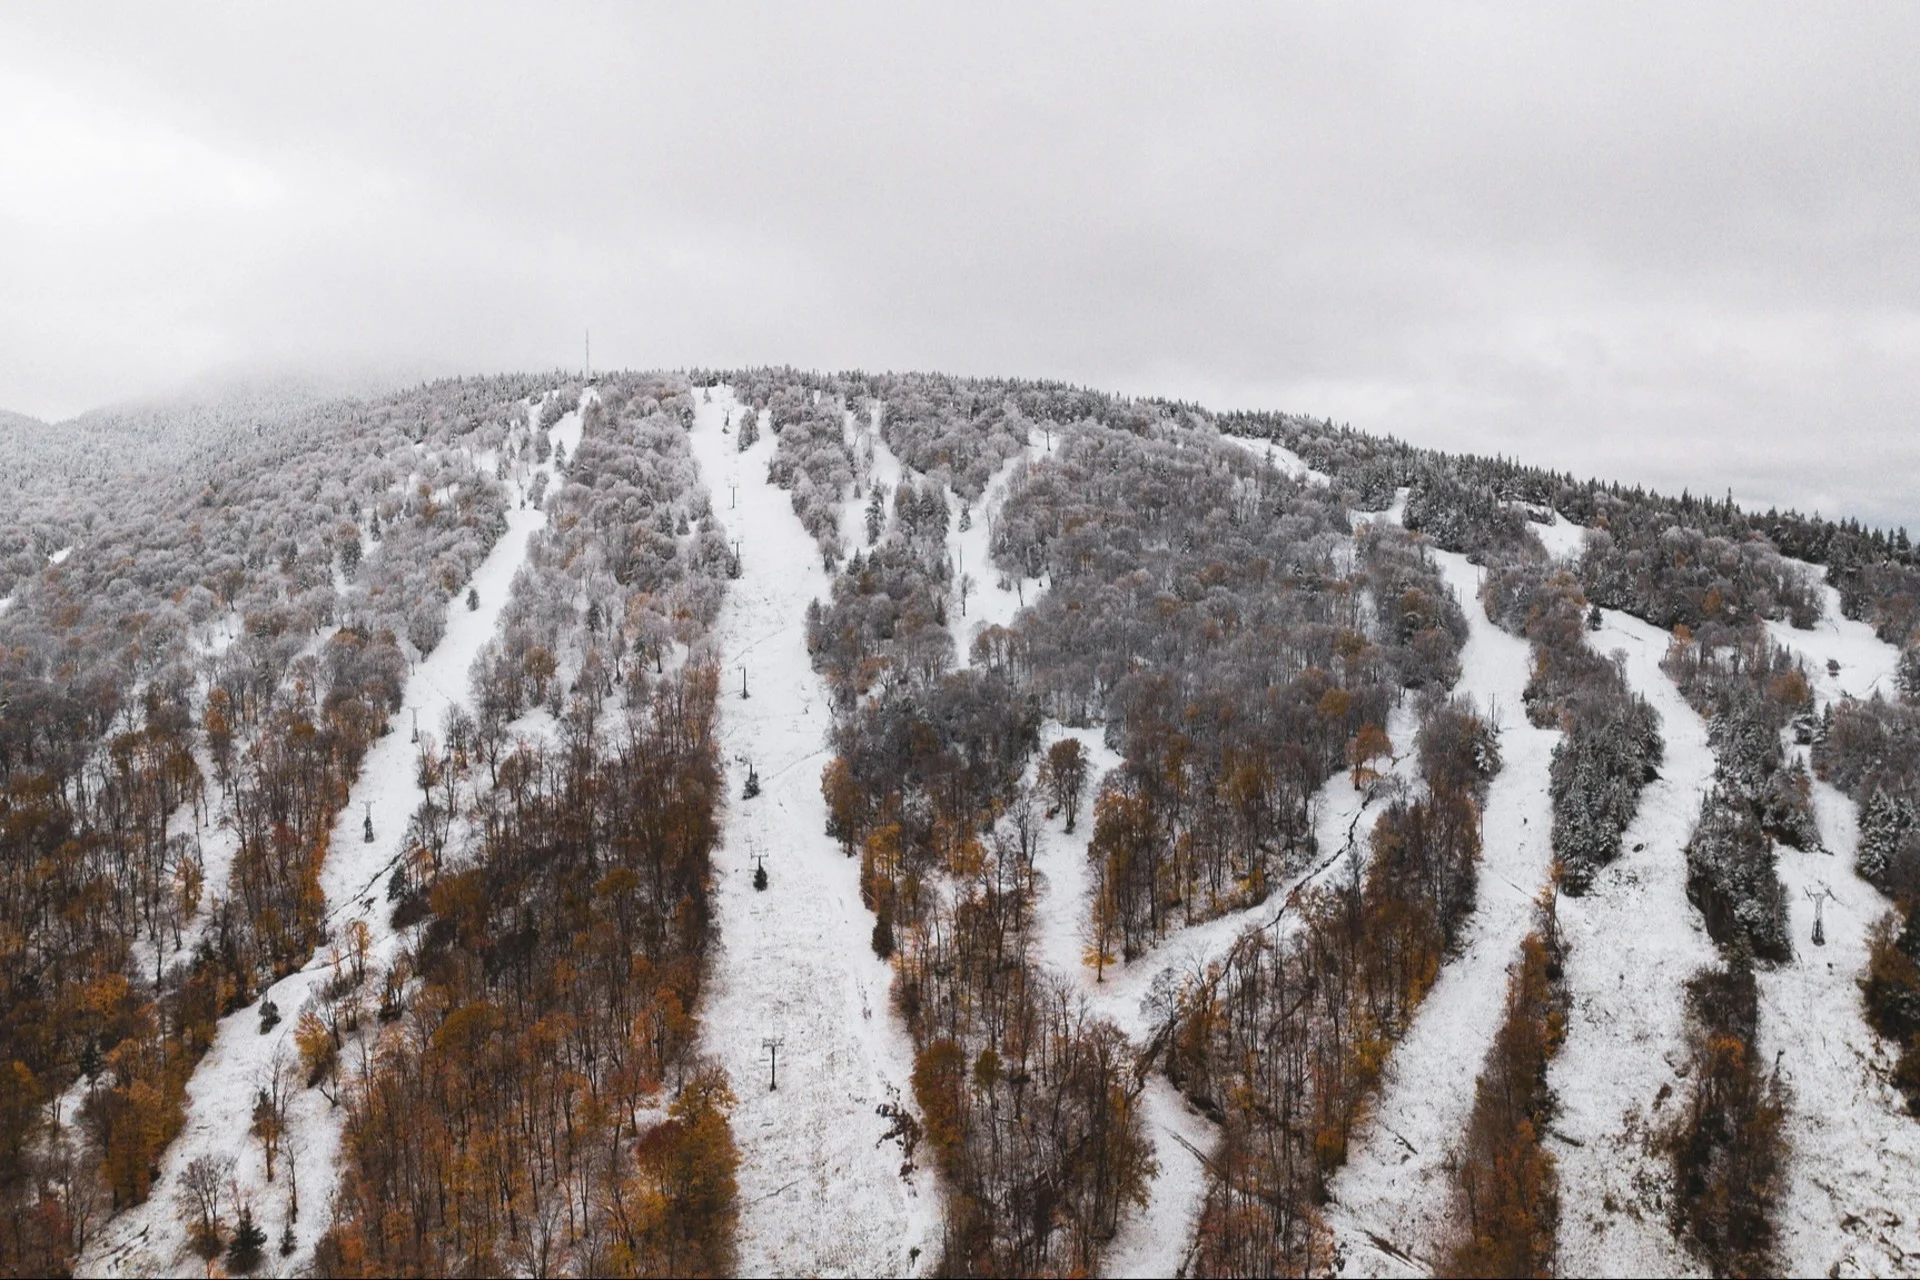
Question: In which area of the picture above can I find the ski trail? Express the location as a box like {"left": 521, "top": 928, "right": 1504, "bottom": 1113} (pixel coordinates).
{"left": 689, "top": 388, "right": 935, "bottom": 1278}
{"left": 944, "top": 446, "right": 1035, "bottom": 656}
{"left": 1214, "top": 429, "right": 1333, "bottom": 488}
{"left": 1766, "top": 565, "right": 1903, "bottom": 707}
{"left": 1529, "top": 511, "right": 1589, "bottom": 562}
{"left": 1547, "top": 607, "right": 1719, "bottom": 1280}
{"left": 79, "top": 396, "right": 577, "bottom": 1278}
{"left": 1759, "top": 570, "right": 1920, "bottom": 1277}
{"left": 1325, "top": 547, "right": 1562, "bottom": 1277}
{"left": 1023, "top": 701, "right": 1421, "bottom": 1278}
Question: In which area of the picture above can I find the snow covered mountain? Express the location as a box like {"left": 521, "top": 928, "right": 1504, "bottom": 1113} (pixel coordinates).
{"left": 2, "top": 370, "right": 1916, "bottom": 1278}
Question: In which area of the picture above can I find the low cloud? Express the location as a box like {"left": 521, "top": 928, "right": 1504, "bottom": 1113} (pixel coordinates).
{"left": 2, "top": 3, "right": 1913, "bottom": 529}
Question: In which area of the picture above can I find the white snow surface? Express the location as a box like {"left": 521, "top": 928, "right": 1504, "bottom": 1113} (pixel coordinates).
{"left": 1531, "top": 512, "right": 1590, "bottom": 562}
{"left": 1767, "top": 560, "right": 1904, "bottom": 706}
{"left": 1546, "top": 607, "right": 1720, "bottom": 1279}
{"left": 1761, "top": 784, "right": 1920, "bottom": 1277}
{"left": 80, "top": 397, "right": 577, "bottom": 1278}
{"left": 1754, "top": 571, "right": 1920, "bottom": 1277}
{"left": 946, "top": 447, "right": 1036, "bottom": 655}
{"left": 1021, "top": 697, "right": 1421, "bottom": 1278}
{"left": 1214, "top": 429, "right": 1333, "bottom": 488}
{"left": 689, "top": 389, "right": 936, "bottom": 1277}
{"left": 1326, "top": 548, "right": 1563, "bottom": 1277}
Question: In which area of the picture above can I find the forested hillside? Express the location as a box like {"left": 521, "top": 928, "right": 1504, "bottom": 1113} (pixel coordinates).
{"left": 2, "top": 368, "right": 1916, "bottom": 1277}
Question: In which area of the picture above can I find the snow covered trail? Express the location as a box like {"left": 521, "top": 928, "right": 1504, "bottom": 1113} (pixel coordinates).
{"left": 1767, "top": 563, "right": 1904, "bottom": 707}
{"left": 80, "top": 397, "right": 578, "bottom": 1278}
{"left": 689, "top": 390, "right": 936, "bottom": 1278}
{"left": 944, "top": 447, "right": 1035, "bottom": 655}
{"left": 1215, "top": 428, "right": 1332, "bottom": 488}
{"left": 1325, "top": 547, "right": 1562, "bottom": 1277}
{"left": 1530, "top": 511, "right": 1589, "bottom": 562}
{"left": 1757, "top": 574, "right": 1920, "bottom": 1277}
{"left": 1547, "top": 608, "right": 1719, "bottom": 1280}
{"left": 1022, "top": 703, "right": 1422, "bottom": 1279}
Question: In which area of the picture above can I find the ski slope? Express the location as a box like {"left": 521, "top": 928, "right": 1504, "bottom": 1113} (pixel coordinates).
{"left": 1021, "top": 699, "right": 1420, "bottom": 1278}
{"left": 1546, "top": 607, "right": 1720, "bottom": 1279}
{"left": 945, "top": 447, "right": 1036, "bottom": 654}
{"left": 1215, "top": 429, "right": 1332, "bottom": 488}
{"left": 1531, "top": 511, "right": 1589, "bottom": 562}
{"left": 689, "top": 389, "right": 936, "bottom": 1278}
{"left": 1767, "top": 562, "right": 1904, "bottom": 706}
{"left": 80, "top": 395, "right": 580, "bottom": 1277}
{"left": 1758, "top": 573, "right": 1920, "bottom": 1277}
{"left": 1326, "top": 546, "right": 1563, "bottom": 1276}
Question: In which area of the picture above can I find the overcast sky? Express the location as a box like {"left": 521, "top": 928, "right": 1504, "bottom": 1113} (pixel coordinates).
{"left": 4, "top": 4, "right": 1916, "bottom": 529}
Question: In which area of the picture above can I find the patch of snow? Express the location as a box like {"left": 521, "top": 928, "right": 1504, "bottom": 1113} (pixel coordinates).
{"left": 1531, "top": 511, "right": 1590, "bottom": 562}
{"left": 688, "top": 387, "right": 936, "bottom": 1277}
{"left": 1213, "top": 430, "right": 1332, "bottom": 488}
{"left": 48, "top": 544, "right": 72, "bottom": 565}
{"left": 1546, "top": 608, "right": 1719, "bottom": 1279}
{"left": 1103, "top": 1074, "right": 1215, "bottom": 1279}
{"left": 1766, "top": 559, "right": 1903, "bottom": 705}
{"left": 946, "top": 447, "right": 1034, "bottom": 659}
{"left": 1326, "top": 548, "right": 1562, "bottom": 1275}
{"left": 1762, "top": 787, "right": 1920, "bottom": 1277}
{"left": 1350, "top": 488, "right": 1410, "bottom": 530}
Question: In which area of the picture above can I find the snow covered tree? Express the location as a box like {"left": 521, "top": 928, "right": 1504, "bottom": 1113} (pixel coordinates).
{"left": 1858, "top": 788, "right": 1917, "bottom": 886}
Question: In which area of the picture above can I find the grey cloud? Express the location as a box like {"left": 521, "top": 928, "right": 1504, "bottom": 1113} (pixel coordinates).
{"left": 1, "top": 3, "right": 1914, "bottom": 528}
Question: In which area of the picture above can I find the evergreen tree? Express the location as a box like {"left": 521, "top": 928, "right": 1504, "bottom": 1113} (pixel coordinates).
{"left": 227, "top": 1208, "right": 267, "bottom": 1274}
{"left": 1858, "top": 789, "right": 1915, "bottom": 884}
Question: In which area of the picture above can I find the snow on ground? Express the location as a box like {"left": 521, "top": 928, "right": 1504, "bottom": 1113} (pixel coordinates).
{"left": 1102, "top": 1071, "right": 1217, "bottom": 1280}
{"left": 1020, "top": 696, "right": 1420, "bottom": 1278}
{"left": 1213, "top": 429, "right": 1332, "bottom": 487}
{"left": 48, "top": 544, "right": 72, "bottom": 565}
{"left": 1547, "top": 607, "right": 1720, "bottom": 1280}
{"left": 1755, "top": 575, "right": 1920, "bottom": 1277}
{"left": 1767, "top": 560, "right": 1904, "bottom": 706}
{"left": 79, "top": 397, "right": 576, "bottom": 1278}
{"left": 1326, "top": 548, "right": 1562, "bottom": 1277}
{"left": 689, "top": 388, "right": 936, "bottom": 1278}
{"left": 945, "top": 447, "right": 1036, "bottom": 655}
{"left": 1004, "top": 483, "right": 1429, "bottom": 1277}
{"left": 1763, "top": 784, "right": 1920, "bottom": 1276}
{"left": 1531, "top": 511, "right": 1589, "bottom": 562}
{"left": 841, "top": 403, "right": 907, "bottom": 556}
